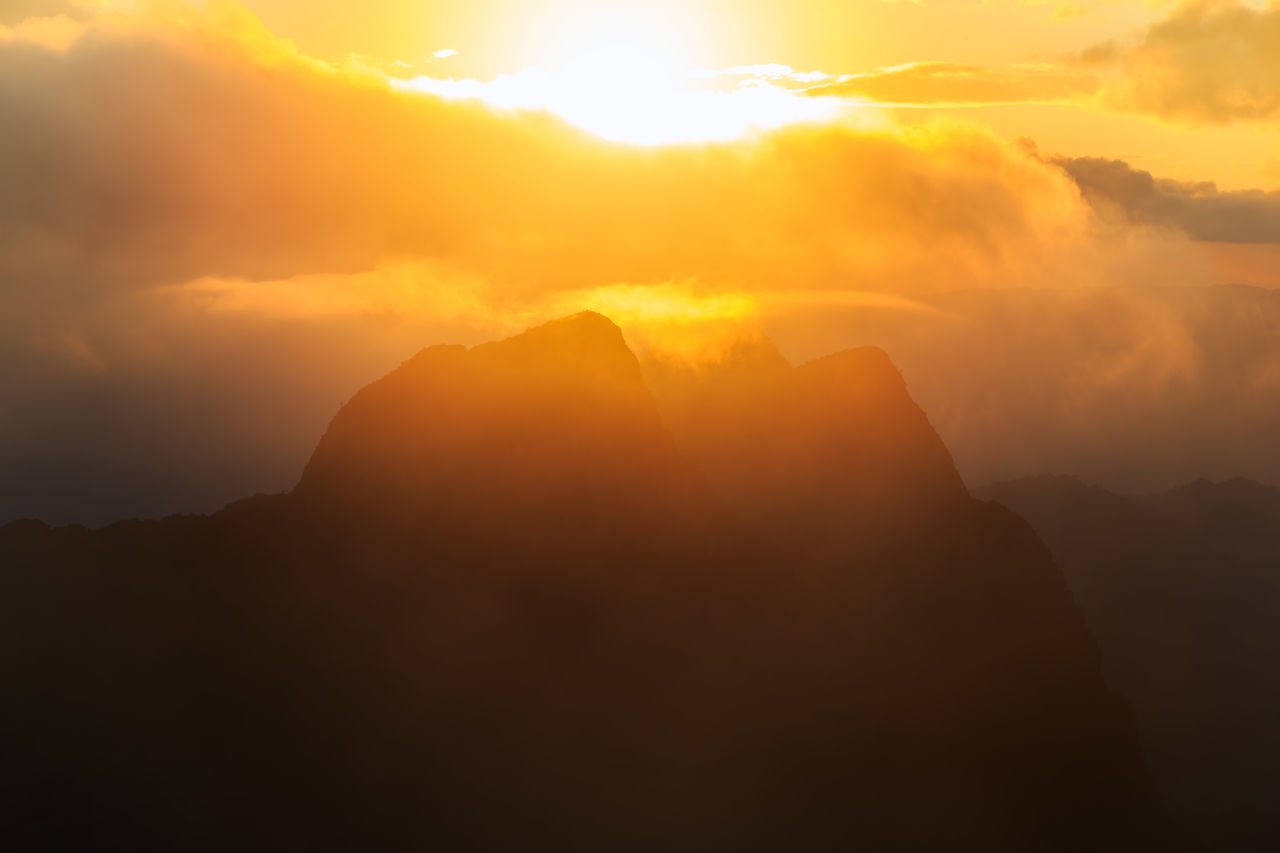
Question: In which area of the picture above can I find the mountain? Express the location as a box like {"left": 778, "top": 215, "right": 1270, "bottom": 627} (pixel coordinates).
{"left": 768, "top": 284, "right": 1280, "bottom": 492}
{"left": 0, "top": 314, "right": 1172, "bottom": 851}
{"left": 293, "top": 312, "right": 701, "bottom": 568}
{"left": 643, "top": 336, "right": 967, "bottom": 525}
{"left": 978, "top": 475, "right": 1280, "bottom": 852}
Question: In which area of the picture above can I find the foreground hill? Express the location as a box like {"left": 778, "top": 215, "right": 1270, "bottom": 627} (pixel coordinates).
{"left": 1, "top": 314, "right": 1171, "bottom": 850}
{"left": 979, "top": 475, "right": 1280, "bottom": 852}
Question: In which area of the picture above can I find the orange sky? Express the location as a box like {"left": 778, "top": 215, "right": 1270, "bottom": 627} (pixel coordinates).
{"left": 7, "top": 1, "right": 1278, "bottom": 183}
{"left": 220, "top": 0, "right": 1280, "bottom": 188}
{"left": 1, "top": 1, "right": 1276, "bottom": 330}
{"left": 4, "top": 0, "right": 1280, "bottom": 521}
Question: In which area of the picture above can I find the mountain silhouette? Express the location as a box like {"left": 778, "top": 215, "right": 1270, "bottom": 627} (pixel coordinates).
{"left": 776, "top": 284, "right": 1280, "bottom": 493}
{"left": 979, "top": 475, "right": 1280, "bottom": 852}
{"left": 1, "top": 314, "right": 1173, "bottom": 851}
{"left": 643, "top": 336, "right": 967, "bottom": 527}
{"left": 294, "top": 312, "right": 700, "bottom": 567}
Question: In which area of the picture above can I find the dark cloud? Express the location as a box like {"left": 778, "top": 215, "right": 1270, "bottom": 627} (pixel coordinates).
{"left": 1053, "top": 154, "right": 1280, "bottom": 243}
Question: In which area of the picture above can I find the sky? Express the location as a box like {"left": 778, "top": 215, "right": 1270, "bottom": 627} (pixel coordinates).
{"left": 183, "top": 0, "right": 1280, "bottom": 188}
{"left": 3, "top": 0, "right": 1280, "bottom": 523}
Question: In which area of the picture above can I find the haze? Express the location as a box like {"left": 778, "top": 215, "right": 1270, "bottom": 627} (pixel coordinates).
{"left": 4, "top": 0, "right": 1280, "bottom": 523}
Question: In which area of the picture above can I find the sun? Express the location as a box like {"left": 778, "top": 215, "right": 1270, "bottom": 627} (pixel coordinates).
{"left": 401, "top": 2, "right": 845, "bottom": 146}
{"left": 546, "top": 2, "right": 696, "bottom": 81}
{"left": 534, "top": 3, "right": 693, "bottom": 142}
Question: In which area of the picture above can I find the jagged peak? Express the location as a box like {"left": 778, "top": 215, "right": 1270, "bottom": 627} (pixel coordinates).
{"left": 547, "top": 309, "right": 620, "bottom": 331}
{"left": 468, "top": 311, "right": 641, "bottom": 380}
{"left": 293, "top": 313, "right": 673, "bottom": 501}
{"left": 480, "top": 311, "right": 627, "bottom": 352}
{"left": 797, "top": 346, "right": 904, "bottom": 388}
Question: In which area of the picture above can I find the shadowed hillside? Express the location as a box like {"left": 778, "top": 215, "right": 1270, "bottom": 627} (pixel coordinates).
{"left": 1, "top": 314, "right": 1173, "bottom": 851}
{"left": 979, "top": 475, "right": 1280, "bottom": 853}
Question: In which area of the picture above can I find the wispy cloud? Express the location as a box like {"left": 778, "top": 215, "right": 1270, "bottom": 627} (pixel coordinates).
{"left": 804, "top": 61, "right": 1099, "bottom": 106}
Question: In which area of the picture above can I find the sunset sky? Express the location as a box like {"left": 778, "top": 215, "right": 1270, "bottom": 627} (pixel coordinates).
{"left": 4, "top": 0, "right": 1280, "bottom": 522}
{"left": 73, "top": 0, "right": 1280, "bottom": 186}
{"left": 7, "top": 7, "right": 1280, "bottom": 847}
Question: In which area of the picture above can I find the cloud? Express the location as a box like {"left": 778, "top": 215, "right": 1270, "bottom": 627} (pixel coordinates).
{"left": 0, "top": 0, "right": 84, "bottom": 26}
{"left": 805, "top": 61, "right": 1099, "bottom": 106}
{"left": 2, "top": 4, "right": 1160, "bottom": 303}
{"left": 0, "top": 2, "right": 1220, "bottom": 523}
{"left": 799, "top": 2, "right": 1280, "bottom": 124}
{"left": 1085, "top": 0, "right": 1280, "bottom": 123}
{"left": 1053, "top": 154, "right": 1280, "bottom": 243}
{"left": 692, "top": 64, "right": 836, "bottom": 85}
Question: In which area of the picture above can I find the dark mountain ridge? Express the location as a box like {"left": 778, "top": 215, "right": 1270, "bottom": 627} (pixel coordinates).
{"left": 1, "top": 314, "right": 1172, "bottom": 851}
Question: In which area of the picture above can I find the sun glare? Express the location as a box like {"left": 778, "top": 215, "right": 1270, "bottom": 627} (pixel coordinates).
{"left": 555, "top": 283, "right": 758, "bottom": 326}
{"left": 542, "top": 282, "right": 760, "bottom": 360}
{"left": 398, "top": 3, "right": 845, "bottom": 145}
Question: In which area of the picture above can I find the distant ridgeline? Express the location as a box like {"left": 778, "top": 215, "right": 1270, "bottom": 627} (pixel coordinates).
{"left": 1, "top": 313, "right": 1175, "bottom": 851}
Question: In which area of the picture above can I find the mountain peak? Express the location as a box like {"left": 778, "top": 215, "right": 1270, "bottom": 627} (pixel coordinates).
{"left": 293, "top": 314, "right": 681, "bottom": 530}
{"left": 467, "top": 310, "right": 641, "bottom": 391}
{"left": 644, "top": 336, "right": 967, "bottom": 529}
{"left": 496, "top": 310, "right": 625, "bottom": 348}
{"left": 546, "top": 309, "right": 618, "bottom": 331}
{"left": 797, "top": 345, "right": 907, "bottom": 399}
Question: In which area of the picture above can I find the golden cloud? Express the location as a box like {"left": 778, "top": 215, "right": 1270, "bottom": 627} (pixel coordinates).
{"left": 1085, "top": 0, "right": 1280, "bottom": 124}
{"left": 2, "top": 3, "right": 1174, "bottom": 318}
{"left": 805, "top": 62, "right": 1099, "bottom": 107}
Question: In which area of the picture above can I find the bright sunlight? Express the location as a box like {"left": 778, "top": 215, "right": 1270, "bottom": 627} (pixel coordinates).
{"left": 398, "top": 3, "right": 845, "bottom": 144}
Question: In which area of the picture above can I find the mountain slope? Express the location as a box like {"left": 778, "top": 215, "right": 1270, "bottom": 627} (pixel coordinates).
{"left": 0, "top": 315, "right": 1172, "bottom": 851}
{"left": 978, "top": 475, "right": 1280, "bottom": 852}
